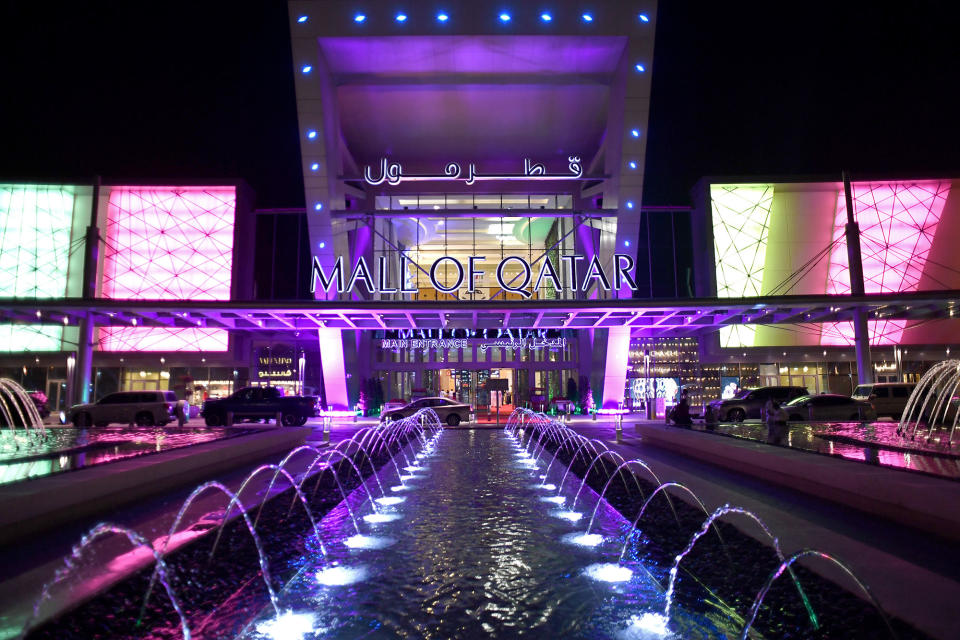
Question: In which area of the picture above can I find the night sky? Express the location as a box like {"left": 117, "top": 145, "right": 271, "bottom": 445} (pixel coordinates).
{"left": 1, "top": 1, "right": 958, "bottom": 209}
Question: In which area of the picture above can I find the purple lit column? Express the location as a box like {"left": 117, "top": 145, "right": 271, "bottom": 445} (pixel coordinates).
{"left": 601, "top": 327, "right": 630, "bottom": 409}
{"left": 318, "top": 327, "right": 349, "bottom": 410}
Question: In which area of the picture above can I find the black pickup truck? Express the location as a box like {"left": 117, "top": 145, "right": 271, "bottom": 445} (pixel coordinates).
{"left": 201, "top": 386, "right": 320, "bottom": 426}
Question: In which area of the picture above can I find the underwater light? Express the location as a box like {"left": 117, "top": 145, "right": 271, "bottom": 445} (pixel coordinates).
{"left": 583, "top": 562, "right": 632, "bottom": 583}
{"left": 564, "top": 532, "right": 604, "bottom": 547}
{"left": 316, "top": 565, "right": 369, "bottom": 586}
{"left": 541, "top": 495, "right": 565, "bottom": 504}
{"left": 363, "top": 512, "right": 401, "bottom": 524}
{"left": 343, "top": 534, "right": 397, "bottom": 550}
{"left": 552, "top": 509, "right": 583, "bottom": 522}
{"left": 538, "top": 483, "right": 557, "bottom": 491}
{"left": 627, "top": 612, "right": 672, "bottom": 637}
{"left": 255, "top": 610, "right": 318, "bottom": 640}
{"left": 374, "top": 496, "right": 405, "bottom": 506}
{"left": 403, "top": 465, "right": 420, "bottom": 472}
{"left": 390, "top": 485, "right": 407, "bottom": 492}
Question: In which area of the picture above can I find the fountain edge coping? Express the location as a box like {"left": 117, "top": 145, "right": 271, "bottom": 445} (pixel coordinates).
{"left": 0, "top": 427, "right": 311, "bottom": 548}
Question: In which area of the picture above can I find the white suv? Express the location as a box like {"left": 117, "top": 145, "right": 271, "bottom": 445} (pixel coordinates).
{"left": 68, "top": 391, "right": 177, "bottom": 427}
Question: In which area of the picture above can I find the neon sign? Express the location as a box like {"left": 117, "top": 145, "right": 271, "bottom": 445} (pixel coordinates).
{"left": 363, "top": 157, "right": 583, "bottom": 186}
{"left": 311, "top": 254, "right": 639, "bottom": 297}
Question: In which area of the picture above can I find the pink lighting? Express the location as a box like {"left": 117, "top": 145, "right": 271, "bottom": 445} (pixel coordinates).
{"left": 821, "top": 181, "right": 950, "bottom": 346}
{"left": 99, "top": 186, "right": 236, "bottom": 352}
{"left": 99, "top": 327, "right": 228, "bottom": 352}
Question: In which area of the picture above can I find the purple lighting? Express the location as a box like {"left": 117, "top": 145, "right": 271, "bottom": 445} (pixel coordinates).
{"left": 626, "top": 201, "right": 635, "bottom": 209}
{"left": 628, "top": 161, "right": 637, "bottom": 169}
{"left": 314, "top": 202, "right": 323, "bottom": 211}
{"left": 310, "top": 163, "right": 319, "bottom": 171}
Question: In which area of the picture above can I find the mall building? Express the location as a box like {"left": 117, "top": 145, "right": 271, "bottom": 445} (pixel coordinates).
{"left": 2, "top": 1, "right": 960, "bottom": 416}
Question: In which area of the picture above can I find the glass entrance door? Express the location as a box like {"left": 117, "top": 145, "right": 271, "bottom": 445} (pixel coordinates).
{"left": 46, "top": 379, "right": 66, "bottom": 413}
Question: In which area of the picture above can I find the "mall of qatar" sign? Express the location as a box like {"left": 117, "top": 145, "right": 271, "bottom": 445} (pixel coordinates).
{"left": 310, "top": 254, "right": 640, "bottom": 298}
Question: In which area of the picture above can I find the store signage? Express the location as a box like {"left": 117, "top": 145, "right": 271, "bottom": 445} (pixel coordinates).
{"left": 311, "top": 253, "right": 639, "bottom": 297}
{"left": 363, "top": 156, "right": 583, "bottom": 186}
{"left": 255, "top": 344, "right": 296, "bottom": 380}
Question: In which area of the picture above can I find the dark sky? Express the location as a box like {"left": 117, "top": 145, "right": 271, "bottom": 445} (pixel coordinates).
{"left": 1, "top": 1, "right": 958, "bottom": 209}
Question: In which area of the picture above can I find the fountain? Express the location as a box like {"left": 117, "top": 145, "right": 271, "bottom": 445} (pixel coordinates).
{"left": 18, "top": 408, "right": 439, "bottom": 639}
{"left": 17, "top": 407, "right": 904, "bottom": 639}
{"left": 0, "top": 378, "right": 46, "bottom": 436}
{"left": 899, "top": 359, "right": 960, "bottom": 442}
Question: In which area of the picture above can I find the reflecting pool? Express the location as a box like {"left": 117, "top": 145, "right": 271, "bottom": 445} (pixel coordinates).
{"left": 241, "top": 429, "right": 722, "bottom": 639}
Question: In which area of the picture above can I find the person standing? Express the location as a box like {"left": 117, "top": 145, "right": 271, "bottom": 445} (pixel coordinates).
{"left": 175, "top": 398, "right": 189, "bottom": 427}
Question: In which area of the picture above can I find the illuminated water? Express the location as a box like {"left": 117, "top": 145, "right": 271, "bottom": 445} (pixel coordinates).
{"left": 694, "top": 421, "right": 960, "bottom": 479}
{"left": 0, "top": 427, "right": 255, "bottom": 485}
{"left": 241, "top": 429, "right": 724, "bottom": 639}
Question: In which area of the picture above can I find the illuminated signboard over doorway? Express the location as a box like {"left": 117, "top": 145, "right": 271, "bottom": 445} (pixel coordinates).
{"left": 310, "top": 254, "right": 640, "bottom": 297}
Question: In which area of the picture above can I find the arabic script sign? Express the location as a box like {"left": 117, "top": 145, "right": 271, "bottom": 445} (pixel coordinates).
{"left": 363, "top": 157, "right": 583, "bottom": 186}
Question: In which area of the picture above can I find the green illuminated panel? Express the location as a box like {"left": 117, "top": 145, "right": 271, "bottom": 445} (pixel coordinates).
{"left": 712, "top": 184, "right": 774, "bottom": 347}
{"left": 0, "top": 326, "right": 63, "bottom": 352}
{"left": 0, "top": 184, "right": 90, "bottom": 350}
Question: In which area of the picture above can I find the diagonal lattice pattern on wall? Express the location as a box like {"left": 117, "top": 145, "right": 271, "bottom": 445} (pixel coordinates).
{"left": 711, "top": 184, "right": 775, "bottom": 348}
{"left": 99, "top": 186, "right": 236, "bottom": 351}
{"left": 0, "top": 184, "right": 86, "bottom": 351}
{"left": 821, "top": 181, "right": 951, "bottom": 346}
{"left": 99, "top": 327, "right": 229, "bottom": 352}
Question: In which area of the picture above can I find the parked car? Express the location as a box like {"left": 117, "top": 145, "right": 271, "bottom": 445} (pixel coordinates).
{"left": 382, "top": 400, "right": 407, "bottom": 413}
{"left": 783, "top": 394, "right": 877, "bottom": 422}
{"left": 382, "top": 397, "right": 471, "bottom": 426}
{"left": 851, "top": 382, "right": 916, "bottom": 419}
{"left": 708, "top": 386, "right": 808, "bottom": 422}
{"left": 201, "top": 386, "right": 320, "bottom": 427}
{"left": 68, "top": 390, "right": 177, "bottom": 427}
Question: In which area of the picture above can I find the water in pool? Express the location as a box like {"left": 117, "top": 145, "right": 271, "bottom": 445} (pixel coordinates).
{"left": 240, "top": 429, "right": 723, "bottom": 640}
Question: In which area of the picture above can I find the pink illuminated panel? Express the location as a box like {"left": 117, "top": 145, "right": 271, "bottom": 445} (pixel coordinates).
{"left": 99, "top": 328, "right": 229, "bottom": 352}
{"left": 100, "top": 186, "right": 236, "bottom": 351}
{"left": 821, "top": 181, "right": 950, "bottom": 345}
{"left": 102, "top": 187, "right": 236, "bottom": 300}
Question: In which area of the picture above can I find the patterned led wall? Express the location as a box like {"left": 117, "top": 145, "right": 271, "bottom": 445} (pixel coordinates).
{"left": 821, "top": 181, "right": 951, "bottom": 345}
{"left": 0, "top": 184, "right": 88, "bottom": 351}
{"left": 711, "top": 184, "right": 774, "bottom": 348}
{"left": 99, "top": 186, "right": 236, "bottom": 351}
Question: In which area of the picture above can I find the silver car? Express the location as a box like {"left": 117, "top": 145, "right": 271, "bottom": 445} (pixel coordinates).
{"left": 783, "top": 394, "right": 877, "bottom": 422}
{"left": 382, "top": 397, "right": 471, "bottom": 426}
{"left": 68, "top": 390, "right": 177, "bottom": 427}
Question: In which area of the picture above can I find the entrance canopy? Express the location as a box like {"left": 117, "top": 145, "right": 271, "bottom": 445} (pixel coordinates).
{"left": 4, "top": 291, "right": 957, "bottom": 337}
